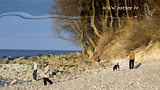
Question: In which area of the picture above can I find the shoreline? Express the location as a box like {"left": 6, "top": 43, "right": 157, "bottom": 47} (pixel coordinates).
{"left": 0, "top": 49, "right": 80, "bottom": 60}
{"left": 0, "top": 52, "right": 107, "bottom": 87}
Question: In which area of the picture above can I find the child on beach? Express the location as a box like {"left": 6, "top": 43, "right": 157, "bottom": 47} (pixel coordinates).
{"left": 43, "top": 62, "right": 53, "bottom": 85}
{"left": 33, "top": 60, "right": 37, "bottom": 81}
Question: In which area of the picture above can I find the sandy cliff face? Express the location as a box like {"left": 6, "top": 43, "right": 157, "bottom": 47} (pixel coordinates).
{"left": 135, "top": 41, "right": 160, "bottom": 62}
{"left": 109, "top": 41, "right": 160, "bottom": 63}
{"left": 96, "top": 16, "right": 160, "bottom": 62}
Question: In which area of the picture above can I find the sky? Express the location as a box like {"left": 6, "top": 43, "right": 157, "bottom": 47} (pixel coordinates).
{"left": 0, "top": 0, "right": 53, "bottom": 15}
{"left": 0, "top": 0, "right": 81, "bottom": 50}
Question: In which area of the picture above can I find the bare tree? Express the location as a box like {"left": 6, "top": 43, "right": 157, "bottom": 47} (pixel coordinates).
{"left": 51, "top": 0, "right": 159, "bottom": 58}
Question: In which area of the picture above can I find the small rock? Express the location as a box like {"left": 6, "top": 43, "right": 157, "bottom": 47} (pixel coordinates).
{"left": 92, "top": 61, "right": 99, "bottom": 66}
{"left": 10, "top": 80, "right": 17, "bottom": 85}
{"left": 76, "top": 52, "right": 82, "bottom": 57}
{"left": 58, "top": 67, "right": 64, "bottom": 71}
{"left": 56, "top": 72, "right": 62, "bottom": 77}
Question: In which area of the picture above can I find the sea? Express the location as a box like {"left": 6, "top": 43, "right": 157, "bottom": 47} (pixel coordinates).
{"left": 0, "top": 49, "right": 79, "bottom": 59}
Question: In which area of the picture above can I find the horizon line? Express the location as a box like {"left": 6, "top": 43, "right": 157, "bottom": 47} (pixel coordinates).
{"left": 0, "top": 48, "right": 81, "bottom": 51}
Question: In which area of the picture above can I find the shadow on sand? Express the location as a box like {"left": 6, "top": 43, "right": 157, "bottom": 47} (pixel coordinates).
{"left": 135, "top": 63, "right": 142, "bottom": 69}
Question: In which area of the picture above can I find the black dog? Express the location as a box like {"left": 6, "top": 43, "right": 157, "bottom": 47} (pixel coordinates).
{"left": 113, "top": 63, "right": 120, "bottom": 71}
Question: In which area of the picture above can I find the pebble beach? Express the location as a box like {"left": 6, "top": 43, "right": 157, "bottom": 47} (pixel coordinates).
{"left": 1, "top": 55, "right": 160, "bottom": 90}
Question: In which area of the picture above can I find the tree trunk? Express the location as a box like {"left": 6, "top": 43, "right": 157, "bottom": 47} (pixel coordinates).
{"left": 91, "top": 0, "right": 102, "bottom": 38}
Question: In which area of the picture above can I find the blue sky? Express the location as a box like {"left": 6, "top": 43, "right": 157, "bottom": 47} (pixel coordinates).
{"left": 0, "top": 0, "right": 81, "bottom": 50}
{"left": 0, "top": 0, "right": 53, "bottom": 15}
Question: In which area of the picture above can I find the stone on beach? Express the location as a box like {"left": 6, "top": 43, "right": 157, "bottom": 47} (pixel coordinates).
{"left": 2, "top": 59, "right": 160, "bottom": 90}
{"left": 10, "top": 80, "right": 17, "bottom": 85}
{"left": 1, "top": 52, "right": 160, "bottom": 89}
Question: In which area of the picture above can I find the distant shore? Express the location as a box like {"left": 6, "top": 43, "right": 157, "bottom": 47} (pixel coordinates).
{"left": 0, "top": 49, "right": 80, "bottom": 60}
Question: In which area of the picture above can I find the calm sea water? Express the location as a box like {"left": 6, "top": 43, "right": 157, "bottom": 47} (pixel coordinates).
{"left": 0, "top": 49, "right": 79, "bottom": 59}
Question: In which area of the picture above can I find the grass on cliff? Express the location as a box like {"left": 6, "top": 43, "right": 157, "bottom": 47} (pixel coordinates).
{"left": 97, "top": 17, "right": 160, "bottom": 60}
{"left": 126, "top": 18, "right": 160, "bottom": 52}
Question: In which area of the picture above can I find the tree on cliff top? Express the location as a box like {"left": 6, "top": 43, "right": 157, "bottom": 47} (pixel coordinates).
{"left": 50, "top": 0, "right": 160, "bottom": 59}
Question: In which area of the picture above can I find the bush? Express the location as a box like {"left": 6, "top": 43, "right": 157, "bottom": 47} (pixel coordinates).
{"left": 126, "top": 18, "right": 160, "bottom": 52}
{"left": 94, "top": 29, "right": 115, "bottom": 58}
{"left": 97, "top": 17, "right": 160, "bottom": 60}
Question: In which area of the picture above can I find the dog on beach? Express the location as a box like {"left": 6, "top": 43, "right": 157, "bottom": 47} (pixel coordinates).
{"left": 113, "top": 63, "right": 120, "bottom": 71}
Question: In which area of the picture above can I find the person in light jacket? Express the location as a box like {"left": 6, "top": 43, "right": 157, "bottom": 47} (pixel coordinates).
{"left": 43, "top": 62, "right": 53, "bottom": 85}
{"left": 33, "top": 60, "right": 37, "bottom": 81}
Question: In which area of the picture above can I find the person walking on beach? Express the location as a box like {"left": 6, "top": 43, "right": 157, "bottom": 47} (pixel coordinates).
{"left": 129, "top": 49, "right": 135, "bottom": 69}
{"left": 33, "top": 60, "right": 38, "bottom": 81}
{"left": 43, "top": 62, "right": 53, "bottom": 85}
